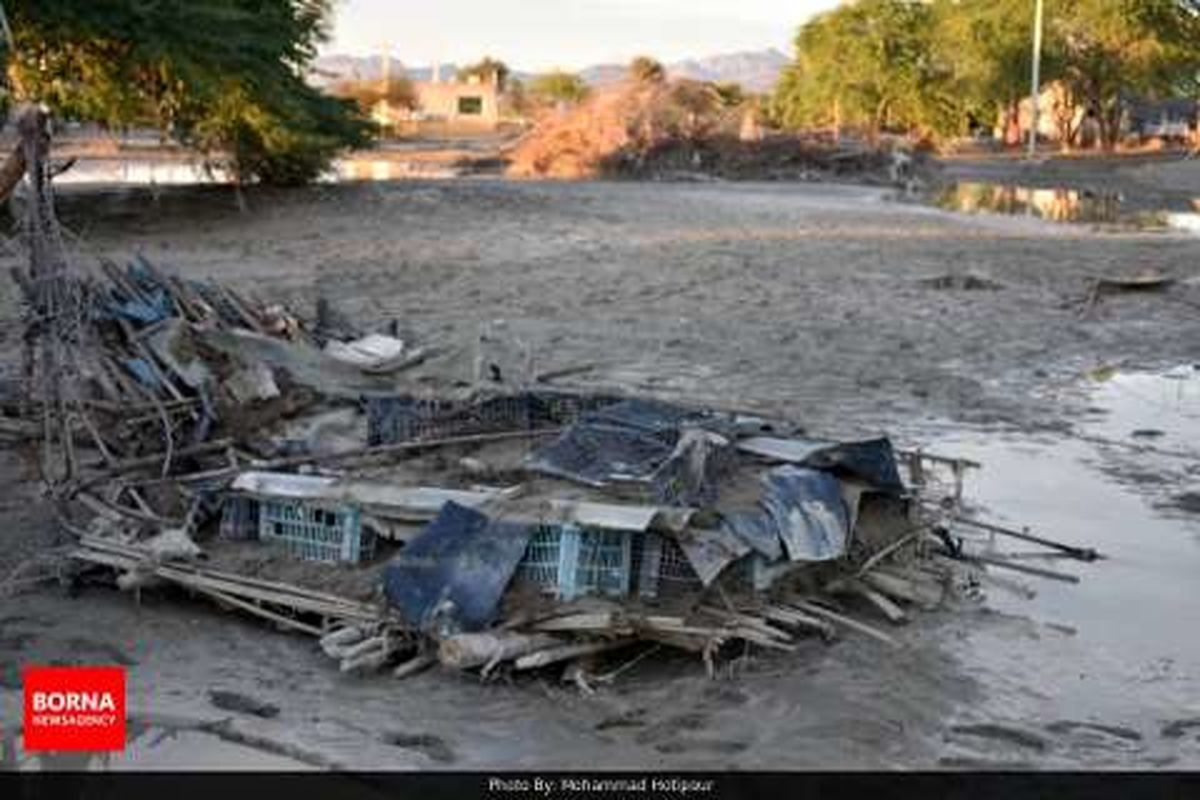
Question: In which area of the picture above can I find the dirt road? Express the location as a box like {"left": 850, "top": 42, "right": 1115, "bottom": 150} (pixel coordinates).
{"left": 1, "top": 168, "right": 1199, "bottom": 769}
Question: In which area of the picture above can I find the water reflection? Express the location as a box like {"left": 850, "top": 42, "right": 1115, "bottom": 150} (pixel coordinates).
{"left": 934, "top": 181, "right": 1200, "bottom": 233}
{"left": 50, "top": 157, "right": 462, "bottom": 187}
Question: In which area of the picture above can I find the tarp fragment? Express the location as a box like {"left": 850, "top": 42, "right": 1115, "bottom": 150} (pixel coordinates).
{"left": 383, "top": 502, "right": 534, "bottom": 633}
{"left": 761, "top": 465, "right": 850, "bottom": 562}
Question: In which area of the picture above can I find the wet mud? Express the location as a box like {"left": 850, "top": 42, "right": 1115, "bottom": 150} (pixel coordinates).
{"left": 2, "top": 166, "right": 1200, "bottom": 769}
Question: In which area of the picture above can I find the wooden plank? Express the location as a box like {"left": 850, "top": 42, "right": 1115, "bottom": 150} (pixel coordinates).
{"left": 514, "top": 639, "right": 633, "bottom": 671}
{"left": 854, "top": 584, "right": 909, "bottom": 625}
{"left": 196, "top": 586, "right": 324, "bottom": 636}
{"left": 789, "top": 601, "right": 900, "bottom": 649}
{"left": 393, "top": 653, "right": 436, "bottom": 680}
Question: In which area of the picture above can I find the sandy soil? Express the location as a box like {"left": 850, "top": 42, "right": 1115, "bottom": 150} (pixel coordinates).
{"left": 1, "top": 159, "right": 1199, "bottom": 770}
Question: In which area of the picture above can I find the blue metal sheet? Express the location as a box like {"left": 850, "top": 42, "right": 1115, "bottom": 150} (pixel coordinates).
{"left": 527, "top": 423, "right": 673, "bottom": 487}
{"left": 761, "top": 466, "right": 850, "bottom": 562}
{"left": 672, "top": 525, "right": 751, "bottom": 586}
{"left": 721, "top": 509, "right": 783, "bottom": 561}
{"left": 382, "top": 502, "right": 534, "bottom": 633}
{"left": 739, "top": 436, "right": 904, "bottom": 493}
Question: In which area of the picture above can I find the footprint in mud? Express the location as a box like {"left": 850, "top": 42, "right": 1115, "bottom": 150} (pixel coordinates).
{"left": 380, "top": 731, "right": 456, "bottom": 764}
{"left": 701, "top": 684, "right": 750, "bottom": 707}
{"left": 1161, "top": 718, "right": 1200, "bottom": 740}
{"left": 1045, "top": 720, "right": 1143, "bottom": 744}
{"left": 948, "top": 723, "right": 1049, "bottom": 752}
{"left": 594, "top": 708, "right": 648, "bottom": 731}
{"left": 633, "top": 712, "right": 710, "bottom": 746}
{"left": 938, "top": 755, "right": 1035, "bottom": 771}
{"left": 654, "top": 738, "right": 748, "bottom": 756}
{"left": 208, "top": 689, "right": 280, "bottom": 719}
{"left": 62, "top": 638, "right": 137, "bottom": 666}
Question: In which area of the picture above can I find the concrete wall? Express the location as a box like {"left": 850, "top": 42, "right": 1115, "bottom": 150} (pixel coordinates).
{"left": 414, "top": 78, "right": 499, "bottom": 127}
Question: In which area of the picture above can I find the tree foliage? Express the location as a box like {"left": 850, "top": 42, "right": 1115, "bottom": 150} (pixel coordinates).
{"left": 457, "top": 56, "right": 509, "bottom": 90}
{"left": 772, "top": 0, "right": 1200, "bottom": 148}
{"left": 528, "top": 71, "right": 590, "bottom": 106}
{"left": 332, "top": 77, "right": 418, "bottom": 112}
{"left": 629, "top": 56, "right": 667, "bottom": 84}
{"left": 3, "top": 0, "right": 371, "bottom": 184}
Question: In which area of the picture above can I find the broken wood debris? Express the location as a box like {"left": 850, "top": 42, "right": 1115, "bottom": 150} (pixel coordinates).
{"left": 6, "top": 122, "right": 1095, "bottom": 687}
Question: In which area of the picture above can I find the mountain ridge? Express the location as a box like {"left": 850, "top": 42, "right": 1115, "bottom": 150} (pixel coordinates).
{"left": 312, "top": 48, "right": 789, "bottom": 93}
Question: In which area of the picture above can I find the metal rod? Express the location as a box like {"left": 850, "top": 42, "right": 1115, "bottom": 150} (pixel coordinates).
{"left": 1028, "top": 0, "right": 1046, "bottom": 159}
{"left": 952, "top": 515, "right": 1101, "bottom": 562}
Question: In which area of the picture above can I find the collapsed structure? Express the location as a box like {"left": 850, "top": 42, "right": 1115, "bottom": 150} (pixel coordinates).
{"left": 4, "top": 111, "right": 1095, "bottom": 686}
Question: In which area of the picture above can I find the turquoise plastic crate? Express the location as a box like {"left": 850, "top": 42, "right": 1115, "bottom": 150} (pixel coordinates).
{"left": 517, "top": 524, "right": 633, "bottom": 600}
{"left": 257, "top": 499, "right": 371, "bottom": 564}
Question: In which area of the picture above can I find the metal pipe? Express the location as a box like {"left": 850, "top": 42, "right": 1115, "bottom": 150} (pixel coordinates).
{"left": 1028, "top": 0, "right": 1046, "bottom": 159}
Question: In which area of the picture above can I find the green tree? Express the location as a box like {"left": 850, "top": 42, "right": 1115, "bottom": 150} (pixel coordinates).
{"left": 711, "top": 81, "right": 747, "bottom": 109}
{"left": 773, "top": 0, "right": 1200, "bottom": 149}
{"left": 4, "top": 0, "right": 371, "bottom": 184}
{"left": 772, "top": 0, "right": 957, "bottom": 141}
{"left": 1053, "top": 0, "right": 1200, "bottom": 148}
{"left": 332, "top": 77, "right": 418, "bottom": 112}
{"left": 457, "top": 56, "right": 509, "bottom": 90}
{"left": 528, "top": 71, "right": 590, "bottom": 107}
{"left": 930, "top": 0, "right": 1058, "bottom": 145}
{"left": 629, "top": 56, "right": 666, "bottom": 84}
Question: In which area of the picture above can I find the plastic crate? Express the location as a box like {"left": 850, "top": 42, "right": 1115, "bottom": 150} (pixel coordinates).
{"left": 516, "top": 524, "right": 633, "bottom": 600}
{"left": 635, "top": 532, "right": 702, "bottom": 599}
{"left": 366, "top": 391, "right": 623, "bottom": 446}
{"left": 257, "top": 499, "right": 372, "bottom": 564}
{"left": 219, "top": 495, "right": 259, "bottom": 541}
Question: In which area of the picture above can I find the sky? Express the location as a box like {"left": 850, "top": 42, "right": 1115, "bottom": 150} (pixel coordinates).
{"left": 324, "top": 0, "right": 842, "bottom": 71}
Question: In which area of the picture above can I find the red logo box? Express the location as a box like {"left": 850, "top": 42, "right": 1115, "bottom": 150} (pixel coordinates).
{"left": 23, "top": 666, "right": 126, "bottom": 752}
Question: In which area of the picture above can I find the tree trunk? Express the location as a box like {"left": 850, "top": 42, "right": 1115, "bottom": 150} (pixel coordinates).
{"left": 1003, "top": 99, "right": 1022, "bottom": 147}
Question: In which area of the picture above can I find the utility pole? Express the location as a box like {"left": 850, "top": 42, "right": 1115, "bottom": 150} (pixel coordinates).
{"left": 1028, "top": 0, "right": 1045, "bottom": 159}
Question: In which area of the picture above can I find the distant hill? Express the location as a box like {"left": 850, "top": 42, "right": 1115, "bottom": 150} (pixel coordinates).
{"left": 312, "top": 48, "right": 789, "bottom": 93}
{"left": 309, "top": 55, "right": 465, "bottom": 86}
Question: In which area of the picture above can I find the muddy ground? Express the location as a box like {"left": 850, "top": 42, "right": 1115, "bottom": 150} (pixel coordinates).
{"left": 1, "top": 157, "right": 1199, "bottom": 769}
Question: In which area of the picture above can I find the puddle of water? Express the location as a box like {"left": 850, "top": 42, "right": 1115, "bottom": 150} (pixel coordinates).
{"left": 51, "top": 157, "right": 463, "bottom": 187}
{"left": 1084, "top": 364, "right": 1200, "bottom": 446}
{"left": 933, "top": 181, "right": 1200, "bottom": 233}
{"left": 933, "top": 365, "right": 1200, "bottom": 733}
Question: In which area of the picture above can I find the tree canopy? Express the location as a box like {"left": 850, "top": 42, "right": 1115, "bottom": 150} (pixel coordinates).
{"left": 528, "top": 71, "right": 590, "bottom": 106}
{"left": 3, "top": 0, "right": 371, "bottom": 184}
{"left": 457, "top": 57, "right": 510, "bottom": 90}
{"left": 629, "top": 56, "right": 667, "bottom": 84}
{"left": 771, "top": 0, "right": 1200, "bottom": 148}
{"left": 332, "top": 77, "right": 418, "bottom": 113}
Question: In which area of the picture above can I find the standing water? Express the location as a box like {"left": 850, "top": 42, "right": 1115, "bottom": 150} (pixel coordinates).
{"left": 933, "top": 181, "right": 1200, "bottom": 234}
{"left": 929, "top": 365, "right": 1200, "bottom": 767}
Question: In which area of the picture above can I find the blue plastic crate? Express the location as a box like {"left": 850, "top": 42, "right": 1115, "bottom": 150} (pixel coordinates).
{"left": 257, "top": 499, "right": 371, "bottom": 564}
{"left": 516, "top": 524, "right": 633, "bottom": 600}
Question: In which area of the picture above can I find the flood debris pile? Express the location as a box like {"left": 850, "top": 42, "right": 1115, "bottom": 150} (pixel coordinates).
{"left": 9, "top": 236, "right": 1083, "bottom": 681}
{"left": 504, "top": 79, "right": 932, "bottom": 186}
{"left": 11, "top": 250, "right": 1099, "bottom": 682}
{"left": 8, "top": 119, "right": 1097, "bottom": 686}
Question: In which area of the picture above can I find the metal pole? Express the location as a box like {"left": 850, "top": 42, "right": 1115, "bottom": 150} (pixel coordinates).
{"left": 1028, "top": 0, "right": 1045, "bottom": 159}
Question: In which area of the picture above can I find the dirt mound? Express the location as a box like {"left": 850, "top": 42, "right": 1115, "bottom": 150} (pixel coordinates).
{"left": 505, "top": 79, "right": 905, "bottom": 183}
